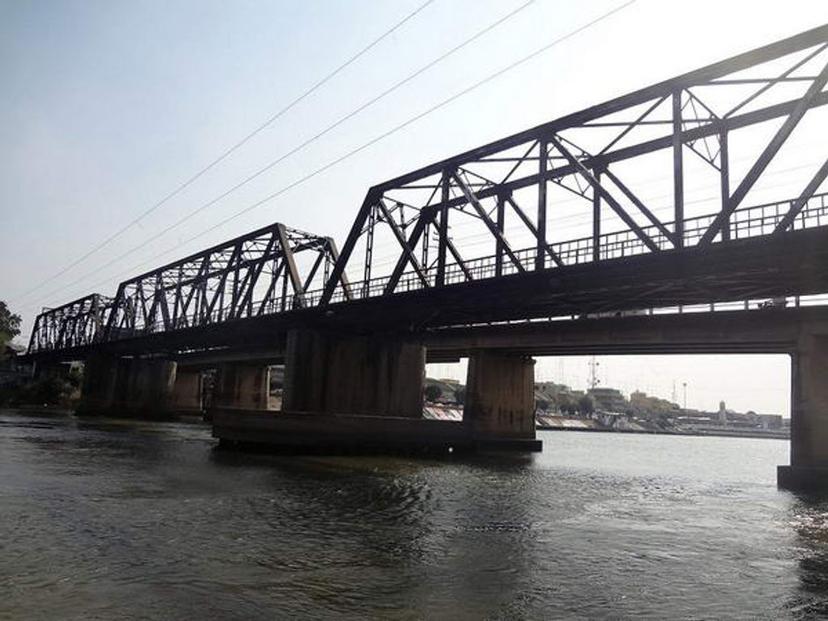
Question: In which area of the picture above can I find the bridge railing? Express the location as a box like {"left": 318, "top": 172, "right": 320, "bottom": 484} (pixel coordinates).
{"left": 301, "top": 191, "right": 828, "bottom": 307}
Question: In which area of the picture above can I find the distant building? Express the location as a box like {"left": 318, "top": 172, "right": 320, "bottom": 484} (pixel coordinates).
{"left": 588, "top": 387, "right": 628, "bottom": 413}
{"left": 718, "top": 401, "right": 728, "bottom": 425}
{"left": 757, "top": 414, "right": 783, "bottom": 430}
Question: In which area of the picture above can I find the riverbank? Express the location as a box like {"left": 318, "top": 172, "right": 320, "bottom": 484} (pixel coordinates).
{"left": 536, "top": 414, "right": 789, "bottom": 440}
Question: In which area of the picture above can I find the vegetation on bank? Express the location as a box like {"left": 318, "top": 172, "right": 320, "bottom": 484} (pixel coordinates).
{"left": 0, "top": 300, "right": 21, "bottom": 349}
{"left": 0, "top": 370, "right": 82, "bottom": 408}
{"left": 0, "top": 299, "right": 80, "bottom": 407}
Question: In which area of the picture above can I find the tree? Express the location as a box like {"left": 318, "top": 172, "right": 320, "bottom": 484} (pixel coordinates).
{"left": 454, "top": 386, "right": 466, "bottom": 405}
{"left": 578, "top": 394, "right": 595, "bottom": 416}
{"left": 536, "top": 397, "right": 550, "bottom": 412}
{"left": 424, "top": 384, "right": 442, "bottom": 403}
{"left": 0, "top": 301, "right": 22, "bottom": 349}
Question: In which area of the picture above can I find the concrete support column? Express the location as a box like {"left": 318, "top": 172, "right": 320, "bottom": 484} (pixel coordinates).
{"left": 779, "top": 329, "right": 828, "bottom": 489}
{"left": 282, "top": 329, "right": 425, "bottom": 417}
{"left": 76, "top": 353, "right": 120, "bottom": 415}
{"left": 171, "top": 368, "right": 203, "bottom": 414}
{"left": 464, "top": 351, "right": 536, "bottom": 441}
{"left": 212, "top": 363, "right": 270, "bottom": 410}
{"left": 113, "top": 358, "right": 177, "bottom": 417}
{"left": 77, "top": 356, "right": 177, "bottom": 417}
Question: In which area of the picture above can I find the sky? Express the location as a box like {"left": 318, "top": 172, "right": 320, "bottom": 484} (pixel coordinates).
{"left": 2, "top": 0, "right": 827, "bottom": 416}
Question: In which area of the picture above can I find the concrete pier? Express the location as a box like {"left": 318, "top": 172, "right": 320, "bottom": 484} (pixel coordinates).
{"left": 779, "top": 325, "right": 828, "bottom": 490}
{"left": 76, "top": 353, "right": 120, "bottom": 415}
{"left": 282, "top": 329, "right": 424, "bottom": 418}
{"left": 170, "top": 368, "right": 203, "bottom": 415}
{"left": 77, "top": 355, "right": 176, "bottom": 418}
{"left": 212, "top": 331, "right": 541, "bottom": 454}
{"left": 212, "top": 363, "right": 270, "bottom": 410}
{"left": 464, "top": 351, "right": 540, "bottom": 450}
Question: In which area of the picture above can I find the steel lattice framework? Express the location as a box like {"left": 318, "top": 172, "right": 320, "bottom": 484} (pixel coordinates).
{"left": 28, "top": 224, "right": 349, "bottom": 353}
{"left": 28, "top": 293, "right": 114, "bottom": 354}
{"left": 26, "top": 24, "right": 828, "bottom": 357}
{"left": 319, "top": 25, "right": 828, "bottom": 305}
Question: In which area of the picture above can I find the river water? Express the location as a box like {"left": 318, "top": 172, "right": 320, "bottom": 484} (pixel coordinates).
{"left": 1, "top": 408, "right": 827, "bottom": 619}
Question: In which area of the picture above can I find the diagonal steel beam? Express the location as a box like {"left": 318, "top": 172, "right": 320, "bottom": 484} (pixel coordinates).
{"left": 451, "top": 171, "right": 526, "bottom": 273}
{"left": 700, "top": 60, "right": 828, "bottom": 245}
{"left": 444, "top": 235, "right": 474, "bottom": 282}
{"left": 276, "top": 223, "right": 305, "bottom": 308}
{"left": 503, "top": 194, "right": 564, "bottom": 267}
{"left": 377, "top": 199, "right": 430, "bottom": 287}
{"left": 384, "top": 210, "right": 435, "bottom": 295}
{"left": 773, "top": 157, "right": 828, "bottom": 233}
{"left": 725, "top": 42, "right": 828, "bottom": 118}
{"left": 325, "top": 238, "right": 352, "bottom": 300}
{"left": 601, "top": 167, "right": 676, "bottom": 245}
{"left": 549, "top": 135, "right": 661, "bottom": 253}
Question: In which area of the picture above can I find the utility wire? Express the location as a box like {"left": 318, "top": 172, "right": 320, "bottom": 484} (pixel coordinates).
{"left": 22, "top": 0, "right": 536, "bottom": 308}
{"left": 12, "top": 0, "right": 436, "bottom": 303}
{"left": 27, "top": 0, "right": 636, "bottom": 312}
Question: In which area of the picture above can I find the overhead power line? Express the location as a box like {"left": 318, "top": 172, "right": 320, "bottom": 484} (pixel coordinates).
{"left": 27, "top": 0, "right": 636, "bottom": 311}
{"left": 23, "top": 0, "right": 538, "bottom": 306}
{"left": 12, "top": 0, "right": 436, "bottom": 303}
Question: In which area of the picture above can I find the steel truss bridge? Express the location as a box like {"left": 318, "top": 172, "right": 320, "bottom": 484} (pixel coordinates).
{"left": 28, "top": 25, "right": 828, "bottom": 361}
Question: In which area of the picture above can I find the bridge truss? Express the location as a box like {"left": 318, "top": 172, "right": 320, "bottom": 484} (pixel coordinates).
{"left": 28, "top": 224, "right": 349, "bottom": 353}
{"left": 320, "top": 25, "right": 828, "bottom": 305}
{"left": 26, "top": 25, "right": 828, "bottom": 357}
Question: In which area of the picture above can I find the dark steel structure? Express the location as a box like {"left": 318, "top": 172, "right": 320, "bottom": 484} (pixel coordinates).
{"left": 28, "top": 223, "right": 348, "bottom": 355}
{"left": 321, "top": 24, "right": 828, "bottom": 305}
{"left": 26, "top": 25, "right": 828, "bottom": 360}
{"left": 28, "top": 293, "right": 114, "bottom": 354}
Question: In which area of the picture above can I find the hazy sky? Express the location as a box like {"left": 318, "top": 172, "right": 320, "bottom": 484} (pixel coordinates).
{"left": 2, "top": 0, "right": 827, "bottom": 416}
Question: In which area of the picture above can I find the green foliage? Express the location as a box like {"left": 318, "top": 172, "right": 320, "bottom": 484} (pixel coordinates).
{"left": 536, "top": 397, "right": 550, "bottom": 412}
{"left": 424, "top": 384, "right": 442, "bottom": 403}
{"left": 454, "top": 387, "right": 466, "bottom": 405}
{"left": 0, "top": 300, "right": 22, "bottom": 348}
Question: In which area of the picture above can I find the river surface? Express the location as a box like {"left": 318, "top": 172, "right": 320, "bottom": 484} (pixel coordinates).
{"left": 2, "top": 409, "right": 828, "bottom": 619}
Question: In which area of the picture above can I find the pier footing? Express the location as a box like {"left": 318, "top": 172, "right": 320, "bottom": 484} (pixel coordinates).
{"left": 212, "top": 410, "right": 542, "bottom": 454}
{"left": 778, "top": 465, "right": 828, "bottom": 491}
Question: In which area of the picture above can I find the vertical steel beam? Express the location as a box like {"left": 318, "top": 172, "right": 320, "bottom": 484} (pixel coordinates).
{"left": 537, "top": 139, "right": 548, "bottom": 270}
{"left": 436, "top": 170, "right": 450, "bottom": 287}
{"left": 672, "top": 90, "right": 685, "bottom": 248}
{"left": 321, "top": 190, "right": 376, "bottom": 305}
{"left": 719, "top": 128, "right": 730, "bottom": 241}
{"left": 592, "top": 169, "right": 601, "bottom": 262}
{"left": 495, "top": 193, "right": 505, "bottom": 277}
{"left": 362, "top": 205, "right": 375, "bottom": 298}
